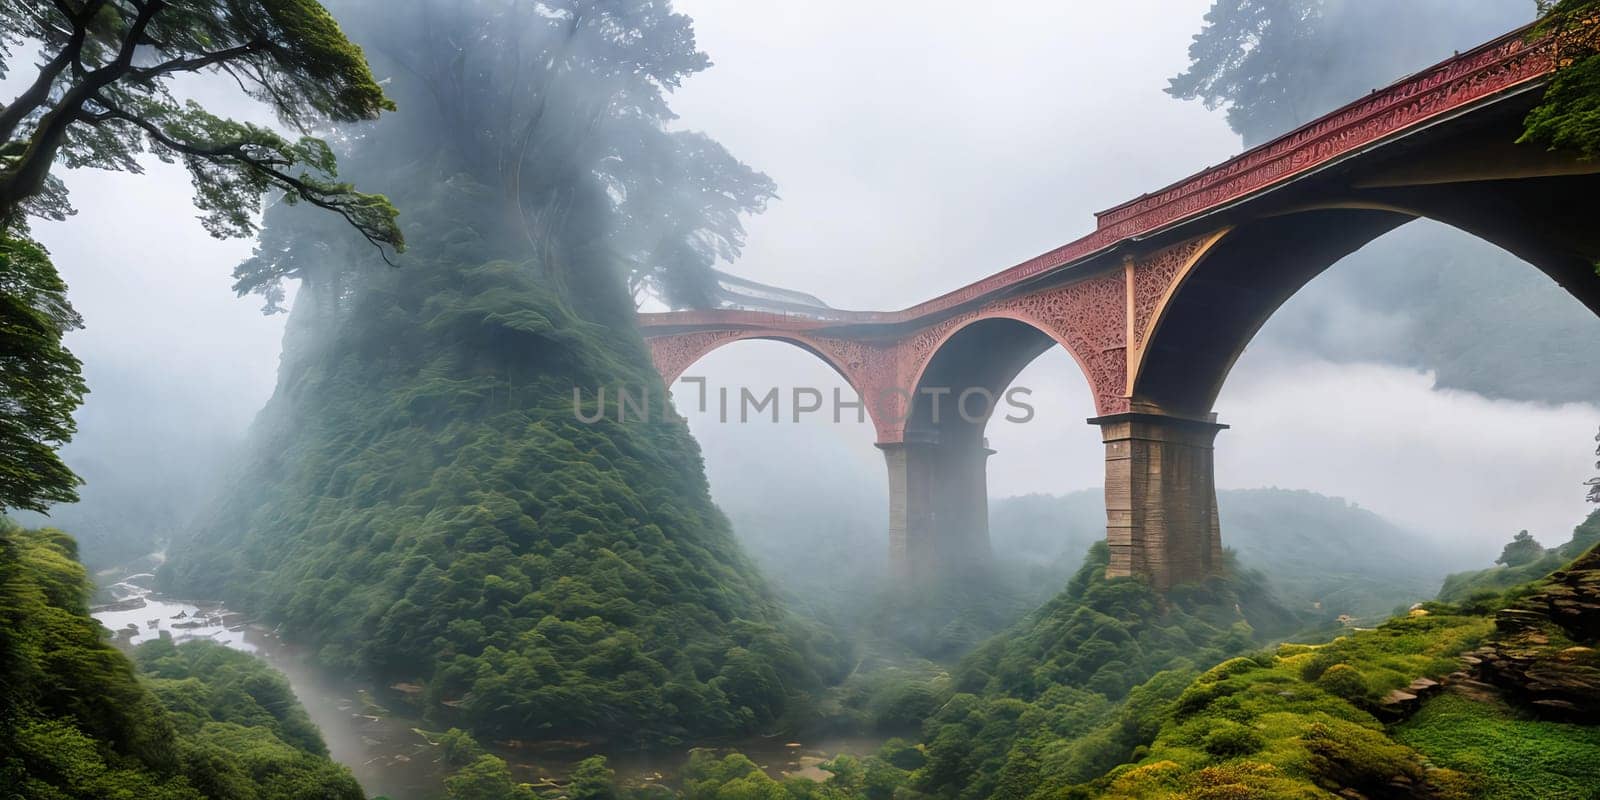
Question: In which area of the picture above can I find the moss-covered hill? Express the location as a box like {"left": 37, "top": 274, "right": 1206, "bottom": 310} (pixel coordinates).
{"left": 0, "top": 523, "right": 361, "bottom": 799}
{"left": 628, "top": 525, "right": 1600, "bottom": 800}
{"left": 1072, "top": 530, "right": 1600, "bottom": 799}
{"left": 159, "top": 162, "right": 840, "bottom": 747}
{"left": 866, "top": 545, "right": 1297, "bottom": 800}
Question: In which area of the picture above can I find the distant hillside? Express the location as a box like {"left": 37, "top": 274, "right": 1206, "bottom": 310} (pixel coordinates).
{"left": 1438, "top": 510, "right": 1600, "bottom": 603}
{"left": 990, "top": 488, "right": 1467, "bottom": 622}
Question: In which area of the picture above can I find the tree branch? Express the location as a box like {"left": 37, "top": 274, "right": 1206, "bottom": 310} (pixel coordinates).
{"left": 127, "top": 40, "right": 267, "bottom": 83}
{"left": 0, "top": 0, "right": 163, "bottom": 218}
{"left": 0, "top": 1, "right": 104, "bottom": 144}
{"left": 92, "top": 102, "right": 397, "bottom": 264}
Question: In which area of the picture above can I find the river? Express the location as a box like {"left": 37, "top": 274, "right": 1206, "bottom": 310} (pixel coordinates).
{"left": 91, "top": 572, "right": 884, "bottom": 800}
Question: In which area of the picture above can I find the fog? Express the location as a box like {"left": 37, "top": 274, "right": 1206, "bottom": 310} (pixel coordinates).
{"left": 13, "top": 0, "right": 1598, "bottom": 570}
{"left": 664, "top": 0, "right": 1598, "bottom": 564}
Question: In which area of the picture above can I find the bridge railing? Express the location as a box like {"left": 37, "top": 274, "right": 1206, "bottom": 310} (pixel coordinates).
{"left": 642, "top": 22, "right": 1554, "bottom": 333}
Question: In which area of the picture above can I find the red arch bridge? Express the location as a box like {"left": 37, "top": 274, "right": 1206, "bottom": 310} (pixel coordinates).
{"left": 638, "top": 24, "right": 1600, "bottom": 589}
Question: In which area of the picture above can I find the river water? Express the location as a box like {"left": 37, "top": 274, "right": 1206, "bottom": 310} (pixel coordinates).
{"left": 91, "top": 573, "right": 883, "bottom": 800}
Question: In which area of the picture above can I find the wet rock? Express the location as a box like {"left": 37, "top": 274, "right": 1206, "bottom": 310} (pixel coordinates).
{"left": 90, "top": 596, "right": 147, "bottom": 613}
{"left": 1468, "top": 545, "right": 1600, "bottom": 720}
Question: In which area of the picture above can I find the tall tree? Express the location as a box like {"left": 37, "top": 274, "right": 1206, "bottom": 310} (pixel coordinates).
{"left": 164, "top": 1, "right": 826, "bottom": 746}
{"left": 0, "top": 0, "right": 404, "bottom": 249}
{"left": 1521, "top": 0, "right": 1600, "bottom": 159}
{"left": 1168, "top": 0, "right": 1531, "bottom": 146}
{"left": 0, "top": 0, "right": 403, "bottom": 512}
{"left": 234, "top": 0, "right": 774, "bottom": 316}
{"left": 0, "top": 236, "right": 83, "bottom": 512}
{"left": 1496, "top": 529, "right": 1546, "bottom": 567}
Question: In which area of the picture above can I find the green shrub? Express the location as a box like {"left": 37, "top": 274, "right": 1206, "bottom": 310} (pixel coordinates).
{"left": 1200, "top": 720, "right": 1264, "bottom": 758}
{"left": 1314, "top": 664, "right": 1368, "bottom": 703}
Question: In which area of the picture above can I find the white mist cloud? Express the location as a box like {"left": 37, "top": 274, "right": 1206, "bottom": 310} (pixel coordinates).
{"left": 1216, "top": 351, "right": 1600, "bottom": 554}
{"left": 678, "top": 338, "right": 1599, "bottom": 566}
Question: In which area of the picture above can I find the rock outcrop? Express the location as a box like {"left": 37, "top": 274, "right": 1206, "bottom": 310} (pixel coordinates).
{"left": 1467, "top": 544, "right": 1600, "bottom": 720}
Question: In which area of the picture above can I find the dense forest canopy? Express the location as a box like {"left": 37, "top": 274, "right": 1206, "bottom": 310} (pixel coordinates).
{"left": 0, "top": 523, "right": 362, "bottom": 799}
{"left": 3, "top": 2, "right": 1599, "bottom": 799}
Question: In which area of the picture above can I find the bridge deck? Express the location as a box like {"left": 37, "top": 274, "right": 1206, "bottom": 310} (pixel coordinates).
{"left": 640, "top": 23, "right": 1552, "bottom": 334}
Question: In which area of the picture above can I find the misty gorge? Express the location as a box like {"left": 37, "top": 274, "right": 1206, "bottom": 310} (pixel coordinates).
{"left": 3, "top": 1, "right": 1600, "bottom": 799}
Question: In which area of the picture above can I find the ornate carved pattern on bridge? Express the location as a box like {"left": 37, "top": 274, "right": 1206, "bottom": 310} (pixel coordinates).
{"left": 989, "top": 271, "right": 1128, "bottom": 416}
{"left": 1091, "top": 30, "right": 1553, "bottom": 238}
{"left": 1131, "top": 238, "right": 1209, "bottom": 351}
{"left": 638, "top": 29, "right": 1551, "bottom": 337}
{"left": 895, "top": 269, "right": 1131, "bottom": 426}
{"left": 647, "top": 331, "right": 749, "bottom": 385}
{"left": 645, "top": 328, "right": 909, "bottom": 441}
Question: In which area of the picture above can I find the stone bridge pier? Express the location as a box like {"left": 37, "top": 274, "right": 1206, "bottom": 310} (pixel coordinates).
{"left": 1092, "top": 412, "right": 1226, "bottom": 589}
{"left": 879, "top": 434, "right": 995, "bottom": 581}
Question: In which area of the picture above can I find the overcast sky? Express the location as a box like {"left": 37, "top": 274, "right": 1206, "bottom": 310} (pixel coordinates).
{"left": 665, "top": 0, "right": 1599, "bottom": 556}
{"left": 17, "top": 0, "right": 1599, "bottom": 561}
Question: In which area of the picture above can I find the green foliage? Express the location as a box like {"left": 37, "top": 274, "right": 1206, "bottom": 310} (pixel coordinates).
{"left": 954, "top": 543, "right": 1291, "bottom": 705}
{"left": 1394, "top": 691, "right": 1600, "bottom": 799}
{"left": 570, "top": 756, "right": 620, "bottom": 800}
{"left": 445, "top": 754, "right": 536, "bottom": 800}
{"left": 1169, "top": 0, "right": 1530, "bottom": 145}
{"left": 437, "top": 727, "right": 488, "bottom": 768}
{"left": 1056, "top": 522, "right": 1600, "bottom": 799}
{"left": 1495, "top": 530, "right": 1545, "bottom": 567}
{"left": 0, "top": 523, "right": 359, "bottom": 800}
{"left": 1522, "top": 0, "right": 1600, "bottom": 162}
{"left": 162, "top": 0, "right": 825, "bottom": 747}
{"left": 0, "top": 0, "right": 401, "bottom": 255}
{"left": 890, "top": 544, "right": 1291, "bottom": 800}
{"left": 0, "top": 234, "right": 85, "bottom": 513}
{"left": 1312, "top": 663, "right": 1367, "bottom": 703}
{"left": 135, "top": 639, "right": 327, "bottom": 756}
{"left": 679, "top": 750, "right": 907, "bottom": 800}
{"left": 1200, "top": 720, "right": 1264, "bottom": 758}
{"left": 163, "top": 151, "right": 834, "bottom": 745}
{"left": 1437, "top": 511, "right": 1600, "bottom": 603}
{"left": 1088, "top": 611, "right": 1496, "bottom": 798}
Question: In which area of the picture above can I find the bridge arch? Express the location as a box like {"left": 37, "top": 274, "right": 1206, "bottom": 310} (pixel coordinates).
{"left": 903, "top": 314, "right": 1099, "bottom": 445}
{"left": 646, "top": 329, "right": 897, "bottom": 437}
{"left": 1132, "top": 180, "right": 1600, "bottom": 419}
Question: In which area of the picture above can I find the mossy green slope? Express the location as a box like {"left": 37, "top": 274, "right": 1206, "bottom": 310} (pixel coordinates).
{"left": 1082, "top": 538, "right": 1600, "bottom": 800}
{"left": 899, "top": 544, "right": 1296, "bottom": 800}
{"left": 0, "top": 523, "right": 360, "bottom": 799}
{"left": 162, "top": 166, "right": 837, "bottom": 747}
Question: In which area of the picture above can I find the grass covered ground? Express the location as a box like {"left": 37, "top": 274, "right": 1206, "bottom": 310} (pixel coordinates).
{"left": 1394, "top": 693, "right": 1600, "bottom": 800}
{"left": 1094, "top": 611, "right": 1496, "bottom": 799}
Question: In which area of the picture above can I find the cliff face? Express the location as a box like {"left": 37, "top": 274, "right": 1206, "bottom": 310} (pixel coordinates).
{"left": 1467, "top": 544, "right": 1600, "bottom": 719}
